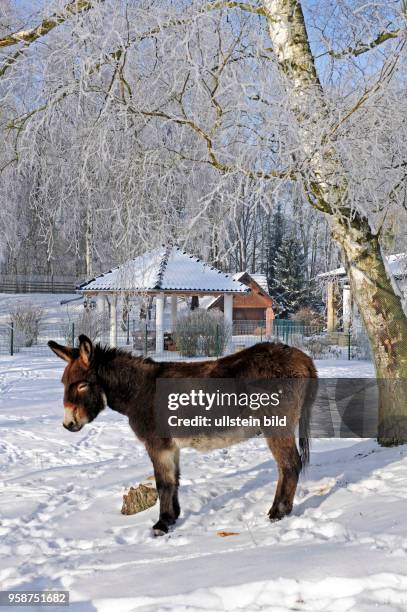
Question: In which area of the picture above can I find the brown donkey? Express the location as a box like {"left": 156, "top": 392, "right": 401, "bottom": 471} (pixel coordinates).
{"left": 49, "top": 335, "right": 317, "bottom": 535}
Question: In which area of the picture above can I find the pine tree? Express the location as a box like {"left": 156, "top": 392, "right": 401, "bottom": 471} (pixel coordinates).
{"left": 272, "top": 234, "right": 308, "bottom": 313}
{"left": 264, "top": 204, "right": 285, "bottom": 294}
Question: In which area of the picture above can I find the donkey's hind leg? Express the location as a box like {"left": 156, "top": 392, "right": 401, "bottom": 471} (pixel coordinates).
{"left": 146, "top": 442, "right": 180, "bottom": 536}
{"left": 266, "top": 436, "right": 302, "bottom": 521}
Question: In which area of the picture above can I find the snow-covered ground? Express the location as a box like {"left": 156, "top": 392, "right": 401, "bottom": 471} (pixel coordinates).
{"left": 0, "top": 293, "right": 80, "bottom": 325}
{"left": 1, "top": 354, "right": 407, "bottom": 611}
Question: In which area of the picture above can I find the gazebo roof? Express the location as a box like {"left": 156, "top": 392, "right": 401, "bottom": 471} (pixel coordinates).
{"left": 78, "top": 246, "right": 251, "bottom": 294}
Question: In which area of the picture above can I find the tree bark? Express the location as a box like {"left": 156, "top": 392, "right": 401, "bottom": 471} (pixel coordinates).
{"left": 85, "top": 202, "right": 93, "bottom": 277}
{"left": 263, "top": 0, "right": 407, "bottom": 445}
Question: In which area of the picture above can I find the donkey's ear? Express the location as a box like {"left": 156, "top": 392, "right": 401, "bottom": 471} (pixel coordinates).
{"left": 78, "top": 335, "right": 93, "bottom": 367}
{"left": 48, "top": 340, "right": 77, "bottom": 363}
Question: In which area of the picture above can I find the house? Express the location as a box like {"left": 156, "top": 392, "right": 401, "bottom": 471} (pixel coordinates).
{"left": 203, "top": 271, "right": 274, "bottom": 334}
{"left": 318, "top": 252, "right": 407, "bottom": 331}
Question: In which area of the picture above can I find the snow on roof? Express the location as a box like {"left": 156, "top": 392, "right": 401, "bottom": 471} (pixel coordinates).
{"left": 318, "top": 253, "right": 407, "bottom": 279}
{"left": 78, "top": 246, "right": 250, "bottom": 294}
{"left": 233, "top": 272, "right": 269, "bottom": 294}
{"left": 250, "top": 273, "right": 269, "bottom": 293}
{"left": 200, "top": 272, "right": 270, "bottom": 311}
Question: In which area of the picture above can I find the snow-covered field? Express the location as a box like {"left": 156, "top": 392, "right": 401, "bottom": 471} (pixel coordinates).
{"left": 1, "top": 354, "right": 407, "bottom": 611}
{"left": 0, "top": 294, "right": 79, "bottom": 324}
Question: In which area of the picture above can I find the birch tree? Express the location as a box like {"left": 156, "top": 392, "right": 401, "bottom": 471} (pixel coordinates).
{"left": 262, "top": 0, "right": 407, "bottom": 444}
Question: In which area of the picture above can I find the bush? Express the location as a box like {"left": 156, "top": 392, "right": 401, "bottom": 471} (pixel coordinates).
{"left": 291, "top": 307, "right": 324, "bottom": 327}
{"left": 77, "top": 310, "right": 110, "bottom": 343}
{"left": 63, "top": 310, "right": 109, "bottom": 346}
{"left": 9, "top": 303, "right": 43, "bottom": 347}
{"left": 302, "top": 335, "right": 329, "bottom": 359}
{"left": 173, "top": 309, "right": 231, "bottom": 357}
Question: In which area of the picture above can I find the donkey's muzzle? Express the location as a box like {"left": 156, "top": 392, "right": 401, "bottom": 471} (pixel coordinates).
{"left": 63, "top": 421, "right": 82, "bottom": 432}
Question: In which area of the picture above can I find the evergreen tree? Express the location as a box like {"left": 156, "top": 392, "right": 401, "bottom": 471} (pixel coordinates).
{"left": 264, "top": 203, "right": 285, "bottom": 294}
{"left": 272, "top": 234, "right": 308, "bottom": 313}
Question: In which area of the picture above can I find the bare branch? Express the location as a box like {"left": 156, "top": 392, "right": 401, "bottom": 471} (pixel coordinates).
{"left": 0, "top": 1, "right": 102, "bottom": 77}
{"left": 207, "top": 1, "right": 265, "bottom": 16}
{"left": 0, "top": 1, "right": 98, "bottom": 49}
{"left": 329, "top": 40, "right": 406, "bottom": 137}
{"left": 325, "top": 30, "right": 402, "bottom": 60}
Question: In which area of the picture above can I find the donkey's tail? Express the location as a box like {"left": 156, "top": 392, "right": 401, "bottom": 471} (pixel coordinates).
{"left": 299, "top": 362, "right": 318, "bottom": 470}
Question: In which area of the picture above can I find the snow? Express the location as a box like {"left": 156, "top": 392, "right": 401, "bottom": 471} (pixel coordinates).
{"left": 79, "top": 246, "right": 250, "bottom": 294}
{"left": 315, "top": 359, "right": 374, "bottom": 378}
{"left": 232, "top": 272, "right": 269, "bottom": 294}
{"left": 1, "top": 354, "right": 407, "bottom": 611}
{"left": 0, "top": 293, "right": 80, "bottom": 325}
{"left": 318, "top": 252, "right": 407, "bottom": 280}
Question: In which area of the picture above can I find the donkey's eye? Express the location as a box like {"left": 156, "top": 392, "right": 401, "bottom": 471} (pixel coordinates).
{"left": 77, "top": 382, "right": 89, "bottom": 392}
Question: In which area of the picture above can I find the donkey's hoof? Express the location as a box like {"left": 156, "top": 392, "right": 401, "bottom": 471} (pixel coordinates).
{"left": 268, "top": 503, "right": 291, "bottom": 522}
{"left": 268, "top": 512, "right": 284, "bottom": 522}
{"left": 152, "top": 520, "right": 169, "bottom": 536}
{"left": 153, "top": 527, "right": 167, "bottom": 537}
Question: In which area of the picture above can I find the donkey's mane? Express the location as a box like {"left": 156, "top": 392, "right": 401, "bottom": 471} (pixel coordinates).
{"left": 92, "top": 343, "right": 153, "bottom": 367}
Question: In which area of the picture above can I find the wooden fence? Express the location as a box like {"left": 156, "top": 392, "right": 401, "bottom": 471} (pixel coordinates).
{"left": 0, "top": 274, "right": 85, "bottom": 294}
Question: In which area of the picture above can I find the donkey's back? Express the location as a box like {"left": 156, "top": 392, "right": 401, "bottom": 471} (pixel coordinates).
{"left": 158, "top": 341, "right": 317, "bottom": 380}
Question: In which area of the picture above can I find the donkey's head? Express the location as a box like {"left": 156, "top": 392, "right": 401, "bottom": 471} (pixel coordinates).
{"left": 48, "top": 335, "right": 106, "bottom": 432}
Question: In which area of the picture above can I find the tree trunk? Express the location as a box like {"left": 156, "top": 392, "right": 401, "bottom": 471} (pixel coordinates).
{"left": 263, "top": 0, "right": 407, "bottom": 444}
{"left": 331, "top": 216, "right": 407, "bottom": 445}
{"left": 85, "top": 202, "right": 93, "bottom": 277}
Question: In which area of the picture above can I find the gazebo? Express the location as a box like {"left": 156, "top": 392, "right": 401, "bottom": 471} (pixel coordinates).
{"left": 77, "top": 245, "right": 250, "bottom": 353}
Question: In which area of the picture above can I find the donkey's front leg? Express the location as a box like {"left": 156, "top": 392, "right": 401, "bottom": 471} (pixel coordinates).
{"left": 146, "top": 441, "right": 180, "bottom": 536}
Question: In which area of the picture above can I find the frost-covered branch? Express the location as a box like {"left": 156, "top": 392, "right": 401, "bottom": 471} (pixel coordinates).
{"left": 326, "top": 30, "right": 403, "bottom": 59}
{"left": 0, "top": 1, "right": 98, "bottom": 49}
{"left": 0, "top": 0, "right": 102, "bottom": 77}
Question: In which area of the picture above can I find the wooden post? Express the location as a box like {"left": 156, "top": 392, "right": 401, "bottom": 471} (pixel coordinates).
{"left": 327, "top": 282, "right": 337, "bottom": 332}
{"left": 266, "top": 307, "right": 274, "bottom": 336}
